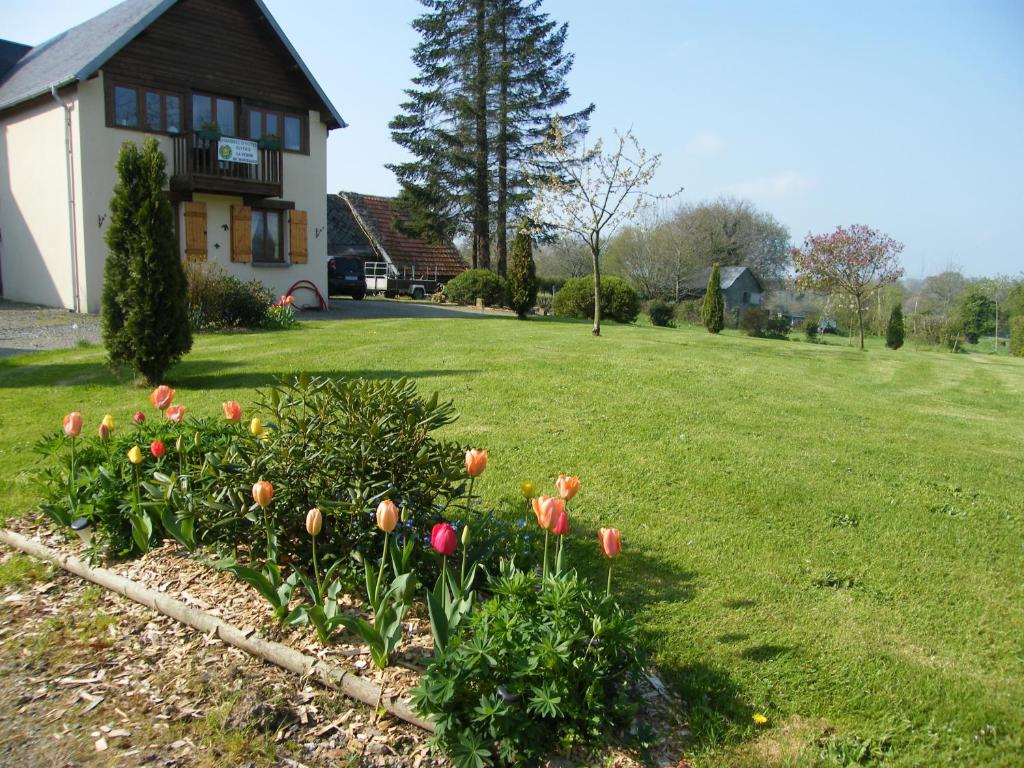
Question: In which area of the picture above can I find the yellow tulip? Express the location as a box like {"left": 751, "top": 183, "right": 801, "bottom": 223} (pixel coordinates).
{"left": 376, "top": 499, "right": 399, "bottom": 533}
{"left": 101, "top": 414, "right": 115, "bottom": 431}
{"left": 306, "top": 507, "right": 323, "bottom": 537}
{"left": 127, "top": 445, "right": 143, "bottom": 465}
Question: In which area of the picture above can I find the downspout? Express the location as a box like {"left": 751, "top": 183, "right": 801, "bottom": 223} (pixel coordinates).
{"left": 50, "top": 84, "right": 81, "bottom": 313}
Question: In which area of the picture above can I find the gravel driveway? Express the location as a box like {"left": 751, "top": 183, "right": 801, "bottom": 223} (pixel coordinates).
{"left": 0, "top": 300, "right": 102, "bottom": 359}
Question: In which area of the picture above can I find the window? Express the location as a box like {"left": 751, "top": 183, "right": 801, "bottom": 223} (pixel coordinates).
{"left": 246, "top": 107, "right": 305, "bottom": 151}
{"left": 112, "top": 84, "right": 181, "bottom": 133}
{"left": 251, "top": 209, "right": 283, "bottom": 263}
{"left": 192, "top": 93, "right": 237, "bottom": 136}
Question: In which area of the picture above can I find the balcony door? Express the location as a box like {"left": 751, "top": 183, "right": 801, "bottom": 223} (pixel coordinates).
{"left": 191, "top": 93, "right": 237, "bottom": 137}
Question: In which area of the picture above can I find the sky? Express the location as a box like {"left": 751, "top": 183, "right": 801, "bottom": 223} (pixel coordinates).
{"left": 3, "top": 0, "right": 1023, "bottom": 277}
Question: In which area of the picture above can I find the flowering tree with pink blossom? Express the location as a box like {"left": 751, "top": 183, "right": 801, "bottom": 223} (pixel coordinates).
{"left": 792, "top": 225, "right": 905, "bottom": 350}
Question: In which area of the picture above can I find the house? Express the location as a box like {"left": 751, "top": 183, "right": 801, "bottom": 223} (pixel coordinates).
{"left": 682, "top": 265, "right": 764, "bottom": 312}
{"left": 0, "top": 0, "right": 345, "bottom": 313}
{"left": 327, "top": 192, "right": 466, "bottom": 282}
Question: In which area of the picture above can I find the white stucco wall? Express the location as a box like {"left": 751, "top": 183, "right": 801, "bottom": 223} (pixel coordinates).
{"left": 0, "top": 94, "right": 79, "bottom": 309}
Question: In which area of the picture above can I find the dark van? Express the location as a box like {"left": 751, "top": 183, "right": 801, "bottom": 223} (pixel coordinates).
{"left": 327, "top": 256, "right": 366, "bottom": 300}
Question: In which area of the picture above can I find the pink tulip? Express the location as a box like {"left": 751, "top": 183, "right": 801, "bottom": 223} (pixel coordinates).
{"left": 165, "top": 405, "right": 186, "bottom": 423}
{"left": 149, "top": 385, "right": 175, "bottom": 410}
{"left": 552, "top": 508, "right": 569, "bottom": 537}
{"left": 62, "top": 412, "right": 83, "bottom": 437}
{"left": 430, "top": 522, "right": 457, "bottom": 557}
{"left": 598, "top": 528, "right": 621, "bottom": 558}
{"left": 465, "top": 448, "right": 488, "bottom": 477}
{"left": 532, "top": 496, "right": 564, "bottom": 531}
{"left": 133, "top": 411, "right": 146, "bottom": 424}
{"left": 222, "top": 401, "right": 242, "bottom": 422}
{"left": 556, "top": 474, "right": 580, "bottom": 501}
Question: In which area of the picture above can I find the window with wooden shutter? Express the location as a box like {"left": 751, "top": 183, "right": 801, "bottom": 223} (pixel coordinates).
{"left": 183, "top": 202, "right": 207, "bottom": 261}
{"left": 289, "top": 210, "right": 308, "bottom": 264}
{"left": 231, "top": 205, "right": 252, "bottom": 263}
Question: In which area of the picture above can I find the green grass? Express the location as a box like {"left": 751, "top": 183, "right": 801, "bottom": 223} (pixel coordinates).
{"left": 1, "top": 315, "right": 1021, "bottom": 766}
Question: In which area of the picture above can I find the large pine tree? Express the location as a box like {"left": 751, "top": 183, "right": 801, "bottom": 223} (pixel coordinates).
{"left": 389, "top": 0, "right": 589, "bottom": 272}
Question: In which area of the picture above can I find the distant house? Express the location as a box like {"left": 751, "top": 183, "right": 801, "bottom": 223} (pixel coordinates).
{"left": 682, "top": 265, "right": 764, "bottom": 312}
{"left": 327, "top": 192, "right": 465, "bottom": 282}
{"left": 0, "top": 0, "right": 345, "bottom": 312}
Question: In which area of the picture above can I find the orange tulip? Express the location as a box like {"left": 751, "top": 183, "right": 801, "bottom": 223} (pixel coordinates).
{"left": 149, "top": 385, "right": 175, "bottom": 410}
{"left": 598, "top": 528, "right": 621, "bottom": 558}
{"left": 306, "top": 507, "right": 323, "bottom": 537}
{"left": 222, "top": 401, "right": 242, "bottom": 422}
{"left": 464, "top": 448, "right": 488, "bottom": 477}
{"left": 376, "top": 499, "right": 399, "bottom": 533}
{"left": 556, "top": 474, "right": 580, "bottom": 501}
{"left": 252, "top": 480, "right": 274, "bottom": 507}
{"left": 533, "top": 496, "right": 564, "bottom": 531}
{"left": 165, "top": 404, "right": 186, "bottom": 423}
{"left": 62, "top": 412, "right": 83, "bottom": 437}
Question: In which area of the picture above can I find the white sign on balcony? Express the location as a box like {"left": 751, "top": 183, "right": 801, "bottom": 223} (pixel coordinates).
{"left": 217, "top": 137, "right": 258, "bottom": 165}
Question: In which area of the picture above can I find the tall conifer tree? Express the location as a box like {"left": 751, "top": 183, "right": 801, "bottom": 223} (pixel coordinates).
{"left": 701, "top": 263, "right": 725, "bottom": 334}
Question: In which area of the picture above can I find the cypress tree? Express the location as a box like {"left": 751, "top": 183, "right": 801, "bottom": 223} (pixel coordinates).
{"left": 886, "top": 302, "right": 905, "bottom": 350}
{"left": 701, "top": 263, "right": 725, "bottom": 333}
{"left": 102, "top": 138, "right": 192, "bottom": 384}
{"left": 507, "top": 225, "right": 537, "bottom": 318}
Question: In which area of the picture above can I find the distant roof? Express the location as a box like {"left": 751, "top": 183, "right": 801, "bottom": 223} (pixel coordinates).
{"left": 0, "top": 0, "right": 346, "bottom": 128}
{"left": 328, "top": 192, "right": 466, "bottom": 279}
{"left": 685, "top": 265, "right": 762, "bottom": 292}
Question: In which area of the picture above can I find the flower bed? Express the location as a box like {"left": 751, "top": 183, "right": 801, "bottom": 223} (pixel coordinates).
{"left": 33, "top": 377, "right": 685, "bottom": 766}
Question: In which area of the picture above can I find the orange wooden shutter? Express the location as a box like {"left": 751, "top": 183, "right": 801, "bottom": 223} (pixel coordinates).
{"left": 289, "top": 210, "right": 308, "bottom": 264}
{"left": 183, "top": 202, "right": 207, "bottom": 261}
{"left": 231, "top": 205, "right": 252, "bottom": 263}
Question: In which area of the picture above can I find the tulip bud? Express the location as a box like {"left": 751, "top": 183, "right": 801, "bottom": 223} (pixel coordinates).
{"left": 133, "top": 410, "right": 145, "bottom": 425}
{"left": 400, "top": 505, "right": 409, "bottom": 524}
{"left": 306, "top": 507, "right": 323, "bottom": 537}
{"left": 430, "top": 522, "right": 457, "bottom": 557}
{"left": 98, "top": 422, "right": 111, "bottom": 441}
{"left": 519, "top": 480, "right": 537, "bottom": 499}
{"left": 127, "top": 445, "right": 143, "bottom": 465}
{"left": 252, "top": 480, "right": 273, "bottom": 507}
{"left": 461, "top": 523, "right": 471, "bottom": 547}
{"left": 598, "top": 528, "right": 621, "bottom": 558}
{"left": 376, "top": 499, "right": 399, "bottom": 533}
{"left": 249, "top": 417, "right": 264, "bottom": 436}
{"left": 175, "top": 435, "right": 183, "bottom": 452}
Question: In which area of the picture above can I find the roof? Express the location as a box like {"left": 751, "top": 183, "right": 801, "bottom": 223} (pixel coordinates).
{"left": 685, "top": 265, "right": 763, "bottom": 293}
{"left": 0, "top": 40, "right": 32, "bottom": 81}
{"left": 0, "top": 0, "right": 346, "bottom": 128}
{"left": 328, "top": 192, "right": 466, "bottom": 279}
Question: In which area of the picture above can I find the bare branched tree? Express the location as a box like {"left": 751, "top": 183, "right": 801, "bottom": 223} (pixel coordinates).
{"left": 529, "top": 122, "right": 679, "bottom": 335}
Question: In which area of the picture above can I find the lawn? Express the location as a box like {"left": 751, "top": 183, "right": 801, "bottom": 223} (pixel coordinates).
{"left": 1, "top": 314, "right": 1021, "bottom": 767}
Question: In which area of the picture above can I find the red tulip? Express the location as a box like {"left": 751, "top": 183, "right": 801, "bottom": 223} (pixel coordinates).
{"left": 62, "top": 412, "right": 83, "bottom": 437}
{"left": 150, "top": 440, "right": 166, "bottom": 458}
{"left": 556, "top": 474, "right": 580, "bottom": 501}
{"left": 464, "top": 448, "right": 488, "bottom": 477}
{"left": 98, "top": 422, "right": 111, "bottom": 441}
{"left": 149, "top": 385, "right": 175, "bottom": 410}
{"left": 598, "top": 528, "right": 621, "bottom": 558}
{"left": 532, "top": 496, "right": 563, "bottom": 531}
{"left": 430, "top": 522, "right": 457, "bottom": 557}
{"left": 165, "top": 405, "right": 186, "bottom": 423}
{"left": 376, "top": 499, "right": 399, "bottom": 533}
{"left": 133, "top": 411, "right": 146, "bottom": 424}
{"left": 252, "top": 480, "right": 274, "bottom": 507}
{"left": 552, "top": 508, "right": 569, "bottom": 536}
{"left": 222, "top": 401, "right": 242, "bottom": 422}
{"left": 306, "top": 507, "right": 323, "bottom": 537}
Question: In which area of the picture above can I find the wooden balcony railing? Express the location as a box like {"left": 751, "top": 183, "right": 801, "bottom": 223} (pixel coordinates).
{"left": 170, "top": 132, "right": 283, "bottom": 198}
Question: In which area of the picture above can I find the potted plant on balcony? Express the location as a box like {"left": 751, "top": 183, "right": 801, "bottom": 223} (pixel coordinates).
{"left": 258, "top": 133, "right": 282, "bottom": 151}
{"left": 196, "top": 121, "right": 222, "bottom": 142}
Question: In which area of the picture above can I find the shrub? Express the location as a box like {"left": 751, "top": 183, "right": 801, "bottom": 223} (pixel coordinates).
{"left": 647, "top": 300, "right": 675, "bottom": 327}
{"left": 185, "top": 262, "right": 276, "bottom": 330}
{"left": 803, "top": 315, "right": 820, "bottom": 342}
{"left": 956, "top": 288, "right": 995, "bottom": 344}
{"left": 886, "top": 304, "right": 905, "bottom": 350}
{"left": 445, "top": 269, "right": 509, "bottom": 307}
{"left": 764, "top": 314, "right": 790, "bottom": 340}
{"left": 701, "top": 264, "right": 725, "bottom": 333}
{"left": 675, "top": 299, "right": 703, "bottom": 326}
{"left": 741, "top": 307, "right": 768, "bottom": 336}
{"left": 552, "top": 276, "right": 640, "bottom": 323}
{"left": 1009, "top": 316, "right": 1024, "bottom": 357}
{"left": 536, "top": 275, "right": 567, "bottom": 294}
{"left": 413, "top": 561, "right": 642, "bottom": 767}
{"left": 102, "top": 138, "right": 192, "bottom": 383}
{"left": 507, "top": 228, "right": 538, "bottom": 319}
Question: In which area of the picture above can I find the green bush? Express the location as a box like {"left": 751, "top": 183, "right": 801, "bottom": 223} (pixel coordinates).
{"left": 413, "top": 561, "right": 642, "bottom": 767}
{"left": 536, "top": 275, "right": 567, "bottom": 294}
{"left": 675, "top": 299, "right": 703, "bottom": 325}
{"left": 445, "top": 269, "right": 510, "bottom": 307}
{"left": 647, "top": 300, "right": 675, "bottom": 327}
{"left": 886, "top": 304, "right": 905, "bottom": 350}
{"left": 102, "top": 138, "right": 192, "bottom": 383}
{"left": 803, "top": 315, "right": 820, "bottom": 342}
{"left": 552, "top": 276, "right": 640, "bottom": 323}
{"left": 741, "top": 307, "right": 769, "bottom": 337}
{"left": 507, "top": 229, "right": 538, "bottom": 319}
{"left": 1009, "top": 316, "right": 1024, "bottom": 357}
{"left": 185, "top": 262, "right": 277, "bottom": 330}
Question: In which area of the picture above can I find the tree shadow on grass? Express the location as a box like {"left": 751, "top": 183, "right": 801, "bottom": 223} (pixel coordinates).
{"left": 171, "top": 365, "right": 481, "bottom": 391}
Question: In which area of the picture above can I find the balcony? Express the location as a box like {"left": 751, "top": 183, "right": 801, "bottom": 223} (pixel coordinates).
{"left": 170, "top": 132, "right": 283, "bottom": 199}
